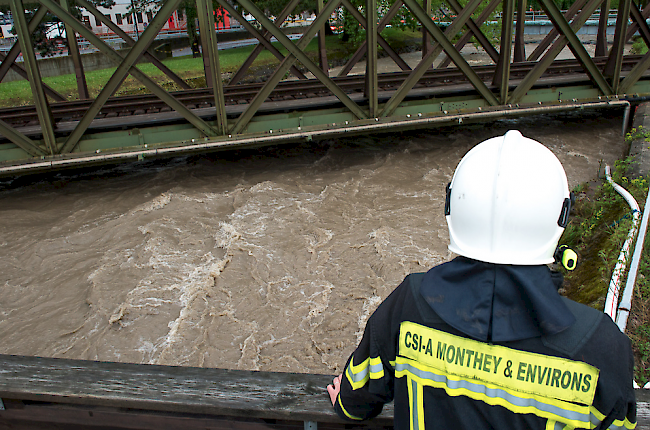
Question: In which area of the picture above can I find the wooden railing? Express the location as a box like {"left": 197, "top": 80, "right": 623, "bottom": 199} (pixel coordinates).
{"left": 0, "top": 354, "right": 648, "bottom": 429}
{"left": 0, "top": 354, "right": 394, "bottom": 430}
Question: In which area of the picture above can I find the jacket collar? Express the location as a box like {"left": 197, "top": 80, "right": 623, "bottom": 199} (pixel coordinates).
{"left": 419, "top": 256, "right": 575, "bottom": 342}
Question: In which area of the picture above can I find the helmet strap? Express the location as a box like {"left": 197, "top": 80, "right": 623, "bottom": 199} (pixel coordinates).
{"left": 557, "top": 192, "right": 575, "bottom": 228}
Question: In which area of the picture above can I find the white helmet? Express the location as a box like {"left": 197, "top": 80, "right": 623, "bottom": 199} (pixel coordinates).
{"left": 445, "top": 130, "right": 571, "bottom": 265}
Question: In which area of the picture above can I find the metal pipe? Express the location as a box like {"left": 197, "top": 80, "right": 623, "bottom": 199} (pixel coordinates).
{"left": 616, "top": 183, "right": 650, "bottom": 332}
{"left": 622, "top": 102, "right": 631, "bottom": 136}
{"left": 603, "top": 165, "right": 640, "bottom": 322}
{"left": 0, "top": 100, "right": 632, "bottom": 175}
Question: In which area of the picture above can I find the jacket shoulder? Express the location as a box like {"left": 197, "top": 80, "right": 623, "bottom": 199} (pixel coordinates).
{"left": 542, "top": 297, "right": 623, "bottom": 358}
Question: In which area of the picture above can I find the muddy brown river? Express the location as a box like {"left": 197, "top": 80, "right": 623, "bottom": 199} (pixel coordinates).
{"left": 0, "top": 110, "right": 629, "bottom": 375}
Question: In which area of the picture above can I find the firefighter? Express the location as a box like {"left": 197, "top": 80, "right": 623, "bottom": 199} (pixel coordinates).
{"left": 327, "top": 130, "right": 636, "bottom": 430}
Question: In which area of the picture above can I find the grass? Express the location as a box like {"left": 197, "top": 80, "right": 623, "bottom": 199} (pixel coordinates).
{"left": 632, "top": 36, "right": 649, "bottom": 56}
{"left": 560, "top": 131, "right": 650, "bottom": 385}
{"left": 0, "top": 34, "right": 380, "bottom": 107}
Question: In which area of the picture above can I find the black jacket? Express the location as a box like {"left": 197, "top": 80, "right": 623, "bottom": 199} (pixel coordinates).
{"left": 334, "top": 257, "right": 637, "bottom": 430}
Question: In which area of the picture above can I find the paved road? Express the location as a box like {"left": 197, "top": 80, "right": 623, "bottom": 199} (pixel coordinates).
{"left": 172, "top": 33, "right": 305, "bottom": 57}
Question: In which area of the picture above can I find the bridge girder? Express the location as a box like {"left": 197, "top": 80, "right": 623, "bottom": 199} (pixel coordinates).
{"left": 0, "top": 0, "right": 648, "bottom": 174}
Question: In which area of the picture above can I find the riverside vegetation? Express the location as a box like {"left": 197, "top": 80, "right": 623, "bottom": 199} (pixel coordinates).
{"left": 561, "top": 130, "right": 650, "bottom": 386}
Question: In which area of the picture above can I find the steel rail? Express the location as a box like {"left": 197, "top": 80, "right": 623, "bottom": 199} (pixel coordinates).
{"left": 0, "top": 57, "right": 643, "bottom": 129}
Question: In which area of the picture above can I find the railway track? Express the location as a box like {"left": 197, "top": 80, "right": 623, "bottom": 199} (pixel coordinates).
{"left": 0, "top": 56, "right": 643, "bottom": 130}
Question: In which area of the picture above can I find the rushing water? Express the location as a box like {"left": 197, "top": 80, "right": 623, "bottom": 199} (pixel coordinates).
{"left": 0, "top": 110, "right": 629, "bottom": 374}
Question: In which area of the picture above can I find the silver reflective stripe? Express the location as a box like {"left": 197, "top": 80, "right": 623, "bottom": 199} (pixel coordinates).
{"left": 552, "top": 420, "right": 566, "bottom": 430}
{"left": 411, "top": 379, "right": 420, "bottom": 430}
{"left": 607, "top": 421, "right": 629, "bottom": 430}
{"left": 395, "top": 361, "right": 593, "bottom": 425}
{"left": 370, "top": 361, "right": 384, "bottom": 375}
{"left": 347, "top": 362, "right": 368, "bottom": 383}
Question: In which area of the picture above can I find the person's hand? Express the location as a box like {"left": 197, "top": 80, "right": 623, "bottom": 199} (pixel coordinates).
{"left": 327, "top": 374, "right": 343, "bottom": 406}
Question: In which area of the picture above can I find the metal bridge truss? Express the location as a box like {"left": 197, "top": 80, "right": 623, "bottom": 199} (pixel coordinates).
{"left": 0, "top": 0, "right": 648, "bottom": 174}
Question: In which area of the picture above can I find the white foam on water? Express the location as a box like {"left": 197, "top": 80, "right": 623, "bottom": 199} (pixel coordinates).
{"left": 356, "top": 295, "right": 383, "bottom": 344}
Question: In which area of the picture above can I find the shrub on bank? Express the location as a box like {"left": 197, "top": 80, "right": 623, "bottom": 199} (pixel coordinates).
{"left": 561, "top": 133, "right": 650, "bottom": 386}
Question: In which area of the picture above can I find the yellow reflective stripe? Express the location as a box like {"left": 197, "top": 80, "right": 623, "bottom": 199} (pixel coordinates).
{"left": 407, "top": 377, "right": 415, "bottom": 430}
{"left": 399, "top": 321, "right": 599, "bottom": 405}
{"left": 591, "top": 406, "right": 636, "bottom": 430}
{"left": 345, "top": 355, "right": 384, "bottom": 389}
{"left": 608, "top": 416, "right": 637, "bottom": 430}
{"left": 345, "top": 355, "right": 370, "bottom": 390}
{"left": 547, "top": 419, "right": 575, "bottom": 430}
{"left": 369, "top": 356, "right": 385, "bottom": 379}
{"left": 337, "top": 394, "right": 363, "bottom": 420}
{"left": 415, "top": 378, "right": 424, "bottom": 430}
{"left": 395, "top": 356, "right": 594, "bottom": 429}
{"left": 407, "top": 377, "right": 425, "bottom": 430}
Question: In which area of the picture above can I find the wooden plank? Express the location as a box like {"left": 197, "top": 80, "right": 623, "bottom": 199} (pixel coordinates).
{"left": 0, "top": 355, "right": 393, "bottom": 425}
{"left": 0, "top": 400, "right": 323, "bottom": 430}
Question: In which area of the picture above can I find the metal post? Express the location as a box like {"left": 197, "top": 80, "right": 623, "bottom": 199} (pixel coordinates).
{"left": 422, "top": 0, "right": 432, "bottom": 63}
{"left": 131, "top": 0, "right": 140, "bottom": 40}
{"left": 603, "top": 0, "right": 631, "bottom": 93}
{"left": 198, "top": 0, "right": 213, "bottom": 88}
{"left": 304, "top": 421, "right": 317, "bottom": 430}
{"left": 62, "top": 0, "right": 89, "bottom": 99}
{"left": 196, "top": 0, "right": 228, "bottom": 135}
{"left": 10, "top": 0, "right": 57, "bottom": 155}
{"left": 494, "top": 0, "right": 514, "bottom": 103}
{"left": 596, "top": 0, "right": 611, "bottom": 56}
{"left": 318, "top": 0, "right": 329, "bottom": 74}
{"left": 514, "top": 0, "right": 526, "bottom": 62}
{"left": 366, "top": 0, "right": 378, "bottom": 117}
